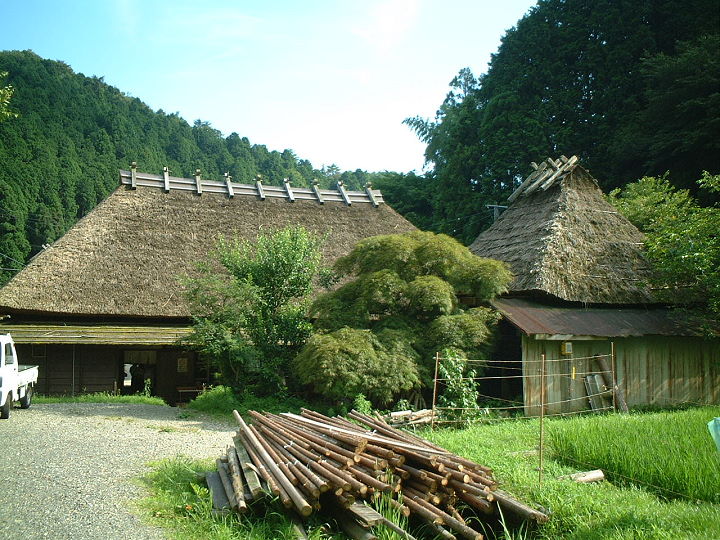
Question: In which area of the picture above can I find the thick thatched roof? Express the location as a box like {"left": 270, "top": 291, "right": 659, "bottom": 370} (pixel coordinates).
{"left": 470, "top": 156, "right": 653, "bottom": 305}
{"left": 0, "top": 171, "right": 415, "bottom": 318}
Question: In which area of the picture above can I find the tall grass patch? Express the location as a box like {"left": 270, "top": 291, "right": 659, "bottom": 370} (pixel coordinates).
{"left": 549, "top": 406, "right": 720, "bottom": 503}
{"left": 425, "top": 416, "right": 720, "bottom": 539}
{"left": 36, "top": 392, "right": 166, "bottom": 406}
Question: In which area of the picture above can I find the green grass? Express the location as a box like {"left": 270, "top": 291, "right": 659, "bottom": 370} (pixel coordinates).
{"left": 549, "top": 406, "right": 720, "bottom": 503}
{"left": 36, "top": 391, "right": 167, "bottom": 406}
{"left": 138, "top": 457, "right": 338, "bottom": 540}
{"left": 423, "top": 411, "right": 720, "bottom": 539}
{"left": 139, "top": 457, "right": 419, "bottom": 540}
{"left": 186, "top": 385, "right": 319, "bottom": 419}
{"left": 136, "top": 408, "right": 720, "bottom": 540}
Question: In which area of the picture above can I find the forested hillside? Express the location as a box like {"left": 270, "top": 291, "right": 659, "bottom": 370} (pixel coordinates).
{"left": 395, "top": 0, "right": 720, "bottom": 243}
{"left": 0, "top": 51, "right": 379, "bottom": 283}
{"left": 1, "top": 0, "right": 718, "bottom": 281}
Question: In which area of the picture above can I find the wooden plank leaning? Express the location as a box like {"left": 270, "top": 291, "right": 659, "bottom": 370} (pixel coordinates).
{"left": 225, "top": 447, "right": 248, "bottom": 513}
{"left": 594, "top": 355, "right": 629, "bottom": 412}
{"left": 216, "top": 458, "right": 239, "bottom": 510}
{"left": 233, "top": 436, "right": 264, "bottom": 498}
{"left": 205, "top": 471, "right": 231, "bottom": 515}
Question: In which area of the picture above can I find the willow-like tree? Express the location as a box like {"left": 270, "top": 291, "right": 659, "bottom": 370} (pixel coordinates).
{"left": 185, "top": 226, "right": 324, "bottom": 396}
{"left": 293, "top": 231, "right": 511, "bottom": 407}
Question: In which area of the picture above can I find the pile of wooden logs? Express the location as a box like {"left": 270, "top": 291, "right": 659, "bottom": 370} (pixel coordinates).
{"left": 208, "top": 408, "right": 548, "bottom": 540}
{"left": 384, "top": 408, "right": 434, "bottom": 427}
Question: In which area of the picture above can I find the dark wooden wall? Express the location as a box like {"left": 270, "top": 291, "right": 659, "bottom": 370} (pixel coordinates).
{"left": 16, "top": 344, "right": 203, "bottom": 404}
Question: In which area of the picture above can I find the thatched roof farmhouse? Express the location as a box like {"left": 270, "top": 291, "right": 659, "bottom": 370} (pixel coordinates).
{"left": 0, "top": 168, "right": 415, "bottom": 401}
{"left": 470, "top": 156, "right": 719, "bottom": 414}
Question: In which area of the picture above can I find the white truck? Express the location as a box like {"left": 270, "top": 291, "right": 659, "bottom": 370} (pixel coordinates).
{"left": 0, "top": 333, "right": 38, "bottom": 419}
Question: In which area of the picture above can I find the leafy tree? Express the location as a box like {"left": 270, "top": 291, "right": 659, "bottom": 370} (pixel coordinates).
{"left": 295, "top": 328, "right": 421, "bottom": 406}
{"left": 0, "top": 71, "right": 18, "bottom": 122}
{"left": 0, "top": 51, "right": 372, "bottom": 283}
{"left": 0, "top": 181, "right": 29, "bottom": 283}
{"left": 611, "top": 34, "right": 720, "bottom": 195}
{"left": 609, "top": 173, "right": 720, "bottom": 322}
{"left": 372, "top": 171, "right": 435, "bottom": 231}
{"left": 185, "top": 226, "right": 324, "bottom": 396}
{"left": 403, "top": 1, "right": 719, "bottom": 244}
{"left": 293, "top": 231, "right": 510, "bottom": 407}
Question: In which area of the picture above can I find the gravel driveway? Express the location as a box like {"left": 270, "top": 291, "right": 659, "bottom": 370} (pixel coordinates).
{"left": 0, "top": 402, "right": 236, "bottom": 540}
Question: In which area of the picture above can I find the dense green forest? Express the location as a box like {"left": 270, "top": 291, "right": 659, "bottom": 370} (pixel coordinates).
{"left": 0, "top": 50, "right": 381, "bottom": 283}
{"left": 1, "top": 0, "right": 719, "bottom": 281}
{"left": 391, "top": 0, "right": 720, "bottom": 243}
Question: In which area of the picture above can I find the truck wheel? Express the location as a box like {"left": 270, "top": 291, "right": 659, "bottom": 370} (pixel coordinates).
{"left": 20, "top": 387, "right": 33, "bottom": 409}
{"left": 1, "top": 396, "right": 10, "bottom": 419}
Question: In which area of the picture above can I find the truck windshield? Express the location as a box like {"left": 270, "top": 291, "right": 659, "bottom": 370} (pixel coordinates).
{"left": 4, "top": 343, "right": 14, "bottom": 365}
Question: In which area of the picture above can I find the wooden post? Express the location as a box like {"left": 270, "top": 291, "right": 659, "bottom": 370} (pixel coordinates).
{"left": 337, "top": 180, "right": 352, "bottom": 206}
{"left": 225, "top": 448, "right": 248, "bottom": 512}
{"left": 611, "top": 343, "right": 616, "bottom": 412}
{"left": 224, "top": 172, "right": 234, "bottom": 198}
{"left": 609, "top": 341, "right": 629, "bottom": 412}
{"left": 594, "top": 346, "right": 628, "bottom": 412}
{"left": 539, "top": 353, "right": 546, "bottom": 487}
{"left": 72, "top": 344, "right": 76, "bottom": 397}
{"left": 216, "top": 459, "right": 238, "bottom": 510}
{"left": 194, "top": 169, "right": 202, "bottom": 195}
{"left": 431, "top": 352, "right": 440, "bottom": 430}
{"left": 364, "top": 182, "right": 379, "bottom": 207}
{"left": 311, "top": 179, "right": 324, "bottom": 204}
{"left": 130, "top": 161, "right": 137, "bottom": 189}
{"left": 163, "top": 166, "right": 170, "bottom": 192}
{"left": 283, "top": 178, "right": 295, "bottom": 202}
{"left": 255, "top": 175, "right": 265, "bottom": 200}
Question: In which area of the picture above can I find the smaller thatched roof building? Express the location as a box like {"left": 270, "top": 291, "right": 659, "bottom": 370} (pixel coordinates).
{"left": 470, "top": 155, "right": 652, "bottom": 305}
{"left": 471, "top": 156, "right": 719, "bottom": 414}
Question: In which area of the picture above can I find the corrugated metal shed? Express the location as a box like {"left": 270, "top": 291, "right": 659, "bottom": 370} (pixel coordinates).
{"left": 0, "top": 323, "right": 192, "bottom": 345}
{"left": 493, "top": 298, "right": 700, "bottom": 338}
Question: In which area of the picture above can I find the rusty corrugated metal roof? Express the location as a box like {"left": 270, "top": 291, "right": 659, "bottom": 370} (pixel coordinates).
{"left": 492, "top": 298, "right": 702, "bottom": 337}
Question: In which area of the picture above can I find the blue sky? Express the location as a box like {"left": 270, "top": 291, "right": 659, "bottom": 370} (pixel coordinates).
{"left": 1, "top": 0, "right": 536, "bottom": 173}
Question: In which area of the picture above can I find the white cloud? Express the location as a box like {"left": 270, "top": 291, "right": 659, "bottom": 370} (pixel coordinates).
{"left": 140, "top": 4, "right": 266, "bottom": 61}
{"left": 113, "top": 0, "right": 139, "bottom": 36}
{"left": 353, "top": 0, "right": 420, "bottom": 51}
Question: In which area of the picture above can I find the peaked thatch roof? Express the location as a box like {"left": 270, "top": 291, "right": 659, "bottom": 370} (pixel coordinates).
{"left": 0, "top": 172, "right": 415, "bottom": 319}
{"left": 470, "top": 156, "right": 653, "bottom": 305}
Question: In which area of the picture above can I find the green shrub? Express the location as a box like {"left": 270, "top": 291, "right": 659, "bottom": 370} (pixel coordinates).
{"left": 437, "top": 351, "right": 480, "bottom": 425}
{"left": 299, "top": 230, "right": 510, "bottom": 406}
{"left": 293, "top": 328, "right": 421, "bottom": 406}
{"left": 353, "top": 393, "right": 373, "bottom": 415}
{"left": 187, "top": 385, "right": 314, "bottom": 418}
{"left": 184, "top": 226, "right": 324, "bottom": 396}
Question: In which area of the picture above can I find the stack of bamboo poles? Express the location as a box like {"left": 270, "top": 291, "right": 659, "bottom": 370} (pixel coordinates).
{"left": 211, "top": 408, "right": 548, "bottom": 540}
{"left": 384, "top": 409, "right": 434, "bottom": 426}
